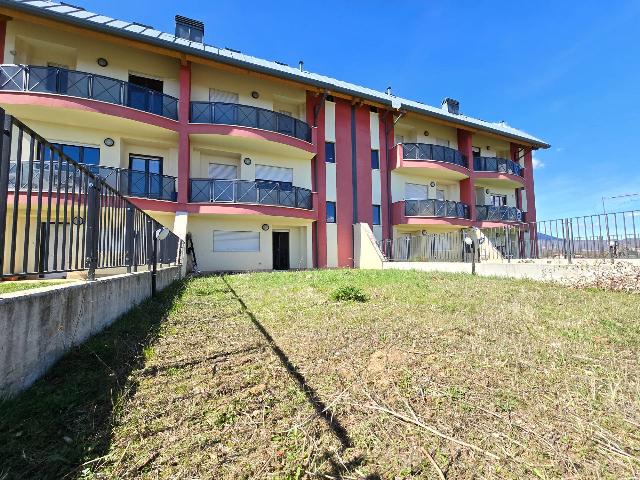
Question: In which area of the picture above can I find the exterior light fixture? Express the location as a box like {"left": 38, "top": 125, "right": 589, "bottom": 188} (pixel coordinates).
{"left": 486, "top": 146, "right": 491, "bottom": 150}
{"left": 251, "top": 91, "right": 260, "bottom": 99}
{"left": 430, "top": 181, "right": 436, "bottom": 187}
{"left": 72, "top": 216, "right": 84, "bottom": 226}
{"left": 423, "top": 130, "right": 429, "bottom": 137}
{"left": 485, "top": 188, "right": 490, "bottom": 194}
{"left": 261, "top": 224, "right": 270, "bottom": 231}
{"left": 243, "top": 157, "right": 252, "bottom": 165}
{"left": 155, "top": 226, "right": 170, "bottom": 240}
{"left": 103, "top": 137, "right": 115, "bottom": 147}
{"left": 421, "top": 230, "right": 428, "bottom": 236}
{"left": 97, "top": 57, "right": 109, "bottom": 67}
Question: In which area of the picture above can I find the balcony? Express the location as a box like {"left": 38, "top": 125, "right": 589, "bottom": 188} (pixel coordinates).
{"left": 190, "top": 101, "right": 312, "bottom": 143}
{"left": 0, "top": 64, "right": 179, "bottom": 120}
{"left": 9, "top": 161, "right": 177, "bottom": 201}
{"left": 189, "top": 179, "right": 313, "bottom": 210}
{"left": 476, "top": 205, "right": 524, "bottom": 222}
{"left": 402, "top": 143, "right": 468, "bottom": 168}
{"left": 405, "top": 199, "right": 470, "bottom": 219}
{"left": 474, "top": 156, "right": 523, "bottom": 177}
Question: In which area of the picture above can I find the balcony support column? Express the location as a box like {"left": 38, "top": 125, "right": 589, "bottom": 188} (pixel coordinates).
{"left": 0, "top": 18, "right": 6, "bottom": 64}
{"left": 307, "top": 91, "right": 326, "bottom": 268}
{"left": 457, "top": 129, "right": 476, "bottom": 221}
{"left": 177, "top": 61, "right": 191, "bottom": 205}
{"left": 523, "top": 147, "right": 536, "bottom": 223}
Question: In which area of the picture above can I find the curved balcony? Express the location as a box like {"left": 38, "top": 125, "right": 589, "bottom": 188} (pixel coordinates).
{"left": 0, "top": 64, "right": 178, "bottom": 120}
{"left": 402, "top": 143, "right": 468, "bottom": 168}
{"left": 189, "top": 179, "right": 313, "bottom": 210}
{"left": 190, "top": 101, "right": 312, "bottom": 143}
{"left": 476, "top": 205, "right": 524, "bottom": 222}
{"left": 474, "top": 156, "right": 523, "bottom": 177}
{"left": 405, "top": 199, "right": 470, "bottom": 219}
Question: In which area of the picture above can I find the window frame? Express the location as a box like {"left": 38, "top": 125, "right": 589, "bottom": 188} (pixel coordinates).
{"left": 326, "top": 201, "right": 337, "bottom": 223}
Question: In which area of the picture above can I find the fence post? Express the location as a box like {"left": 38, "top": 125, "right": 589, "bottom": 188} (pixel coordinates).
{"left": 85, "top": 177, "right": 101, "bottom": 280}
{"left": 566, "top": 218, "right": 573, "bottom": 264}
{"left": 0, "top": 112, "right": 12, "bottom": 275}
{"left": 151, "top": 228, "right": 158, "bottom": 296}
{"left": 146, "top": 218, "right": 154, "bottom": 270}
{"left": 125, "top": 206, "right": 134, "bottom": 273}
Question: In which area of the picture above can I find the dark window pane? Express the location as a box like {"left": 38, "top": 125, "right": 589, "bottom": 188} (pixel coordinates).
{"left": 373, "top": 205, "right": 381, "bottom": 225}
{"left": 371, "top": 150, "right": 380, "bottom": 169}
{"left": 325, "top": 142, "right": 335, "bottom": 163}
{"left": 326, "top": 201, "right": 336, "bottom": 223}
{"left": 82, "top": 147, "right": 100, "bottom": 165}
{"left": 61, "top": 145, "right": 81, "bottom": 163}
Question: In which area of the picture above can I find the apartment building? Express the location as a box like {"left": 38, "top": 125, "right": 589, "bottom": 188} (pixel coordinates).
{"left": 0, "top": 0, "right": 549, "bottom": 272}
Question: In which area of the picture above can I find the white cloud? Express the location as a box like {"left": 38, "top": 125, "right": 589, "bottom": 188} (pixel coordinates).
{"left": 532, "top": 156, "right": 545, "bottom": 169}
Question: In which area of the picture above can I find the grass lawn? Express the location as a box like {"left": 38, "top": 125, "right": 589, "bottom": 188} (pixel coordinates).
{"left": 0, "top": 280, "right": 67, "bottom": 295}
{"left": 0, "top": 270, "right": 638, "bottom": 479}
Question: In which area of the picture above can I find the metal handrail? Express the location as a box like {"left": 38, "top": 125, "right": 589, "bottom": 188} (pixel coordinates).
{"left": 189, "top": 179, "right": 313, "bottom": 210}
{"left": 401, "top": 143, "right": 468, "bottom": 168}
{"left": 190, "top": 101, "right": 312, "bottom": 142}
{"left": 0, "top": 64, "right": 179, "bottom": 120}
{"left": 473, "top": 156, "right": 523, "bottom": 176}
{"left": 476, "top": 205, "right": 523, "bottom": 222}
{"left": 404, "top": 199, "right": 470, "bottom": 219}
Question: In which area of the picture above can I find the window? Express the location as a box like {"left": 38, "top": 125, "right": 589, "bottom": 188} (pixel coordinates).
{"left": 47, "top": 143, "right": 100, "bottom": 166}
{"left": 129, "top": 155, "right": 163, "bottom": 197}
{"left": 210, "top": 88, "right": 239, "bottom": 104}
{"left": 405, "top": 183, "right": 428, "bottom": 200}
{"left": 325, "top": 142, "right": 336, "bottom": 163}
{"left": 175, "top": 16, "right": 204, "bottom": 43}
{"left": 208, "top": 163, "right": 237, "bottom": 180}
{"left": 436, "top": 189, "right": 446, "bottom": 201}
{"left": 372, "top": 205, "right": 381, "bottom": 225}
{"left": 128, "top": 74, "right": 163, "bottom": 93}
{"left": 213, "top": 230, "right": 260, "bottom": 252}
{"left": 371, "top": 150, "right": 380, "bottom": 169}
{"left": 472, "top": 146, "right": 482, "bottom": 158}
{"left": 326, "top": 201, "right": 336, "bottom": 223}
{"left": 435, "top": 138, "right": 450, "bottom": 147}
{"left": 491, "top": 194, "right": 507, "bottom": 207}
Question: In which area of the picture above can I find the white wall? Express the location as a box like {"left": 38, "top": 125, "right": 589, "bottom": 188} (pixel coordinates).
{"left": 391, "top": 172, "right": 461, "bottom": 203}
{"left": 326, "top": 223, "right": 338, "bottom": 268}
{"left": 394, "top": 116, "right": 458, "bottom": 148}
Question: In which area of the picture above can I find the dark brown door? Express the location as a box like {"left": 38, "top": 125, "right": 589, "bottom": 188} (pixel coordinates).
{"left": 272, "top": 232, "right": 290, "bottom": 270}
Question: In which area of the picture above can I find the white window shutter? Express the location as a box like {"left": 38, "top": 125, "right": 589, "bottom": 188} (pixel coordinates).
{"left": 213, "top": 231, "right": 260, "bottom": 252}
{"left": 210, "top": 89, "right": 239, "bottom": 104}
{"left": 255, "top": 164, "right": 293, "bottom": 183}
{"left": 405, "top": 183, "right": 428, "bottom": 200}
{"left": 208, "top": 163, "right": 237, "bottom": 180}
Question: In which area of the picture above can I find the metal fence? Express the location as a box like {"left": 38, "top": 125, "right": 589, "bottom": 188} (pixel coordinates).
{"left": 0, "top": 65, "right": 179, "bottom": 120}
{"left": 190, "top": 101, "right": 312, "bottom": 142}
{"left": 401, "top": 143, "right": 468, "bottom": 168}
{"left": 405, "top": 199, "right": 470, "bottom": 219}
{"left": 473, "top": 156, "right": 523, "bottom": 176}
{"left": 0, "top": 110, "right": 183, "bottom": 280}
{"left": 379, "top": 210, "right": 640, "bottom": 263}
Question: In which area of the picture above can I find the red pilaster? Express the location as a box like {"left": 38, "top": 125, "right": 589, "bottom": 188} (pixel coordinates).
{"left": 334, "top": 99, "right": 354, "bottom": 267}
{"left": 307, "top": 91, "right": 326, "bottom": 268}
{"left": 379, "top": 111, "right": 393, "bottom": 240}
{"left": 355, "top": 104, "right": 372, "bottom": 225}
{"left": 177, "top": 61, "right": 191, "bottom": 205}
{"left": 457, "top": 129, "right": 476, "bottom": 222}
{"left": 523, "top": 147, "right": 537, "bottom": 223}
{"left": 0, "top": 19, "right": 6, "bottom": 64}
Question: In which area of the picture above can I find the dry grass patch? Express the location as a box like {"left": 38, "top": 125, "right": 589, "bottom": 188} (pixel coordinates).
{"left": 1, "top": 270, "right": 639, "bottom": 479}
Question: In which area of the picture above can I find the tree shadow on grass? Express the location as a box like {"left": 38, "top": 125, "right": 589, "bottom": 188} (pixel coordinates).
{"left": 0, "top": 279, "right": 188, "bottom": 480}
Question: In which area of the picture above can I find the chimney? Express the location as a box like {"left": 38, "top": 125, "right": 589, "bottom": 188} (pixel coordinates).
{"left": 441, "top": 97, "right": 460, "bottom": 115}
{"left": 298, "top": 60, "right": 304, "bottom": 71}
{"left": 175, "top": 15, "right": 204, "bottom": 43}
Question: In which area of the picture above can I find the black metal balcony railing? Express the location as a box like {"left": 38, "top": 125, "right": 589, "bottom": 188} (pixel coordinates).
{"left": 476, "top": 205, "right": 523, "bottom": 222}
{"left": 473, "top": 156, "right": 523, "bottom": 176}
{"left": 0, "top": 64, "right": 179, "bottom": 120}
{"left": 190, "top": 101, "right": 312, "bottom": 142}
{"left": 189, "top": 179, "right": 313, "bottom": 210}
{"left": 402, "top": 143, "right": 468, "bottom": 168}
{"left": 404, "top": 199, "right": 470, "bottom": 219}
{"left": 9, "top": 162, "right": 177, "bottom": 201}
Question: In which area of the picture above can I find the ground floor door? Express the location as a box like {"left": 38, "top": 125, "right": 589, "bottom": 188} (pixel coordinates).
{"left": 272, "top": 231, "right": 290, "bottom": 270}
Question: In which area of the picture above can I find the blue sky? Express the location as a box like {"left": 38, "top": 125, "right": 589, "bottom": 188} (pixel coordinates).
{"left": 76, "top": 0, "right": 640, "bottom": 219}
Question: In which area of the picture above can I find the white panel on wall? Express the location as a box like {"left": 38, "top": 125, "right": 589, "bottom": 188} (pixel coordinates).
{"left": 255, "top": 164, "right": 293, "bottom": 182}
{"left": 370, "top": 112, "right": 380, "bottom": 150}
{"left": 325, "top": 100, "right": 336, "bottom": 142}
{"left": 208, "top": 163, "right": 237, "bottom": 179}
{"left": 326, "top": 223, "right": 339, "bottom": 268}
{"left": 371, "top": 170, "right": 381, "bottom": 204}
{"left": 326, "top": 163, "right": 337, "bottom": 202}
{"left": 373, "top": 225, "right": 383, "bottom": 242}
{"left": 213, "top": 230, "right": 260, "bottom": 252}
{"left": 405, "top": 182, "right": 428, "bottom": 200}
{"left": 522, "top": 189, "right": 528, "bottom": 212}
{"left": 210, "top": 88, "right": 239, "bottom": 103}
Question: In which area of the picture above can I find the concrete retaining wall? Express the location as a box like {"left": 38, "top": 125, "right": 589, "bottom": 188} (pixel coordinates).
{"left": 0, "top": 266, "right": 181, "bottom": 397}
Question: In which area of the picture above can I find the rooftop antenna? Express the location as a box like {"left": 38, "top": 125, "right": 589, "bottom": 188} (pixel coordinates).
{"left": 298, "top": 60, "right": 304, "bottom": 71}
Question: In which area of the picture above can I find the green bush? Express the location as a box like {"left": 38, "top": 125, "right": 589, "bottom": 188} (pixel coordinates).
{"left": 330, "top": 285, "right": 369, "bottom": 303}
